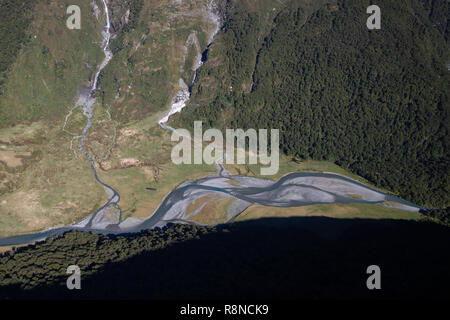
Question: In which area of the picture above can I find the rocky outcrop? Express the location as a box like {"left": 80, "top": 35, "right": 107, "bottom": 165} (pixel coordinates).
{"left": 98, "top": 0, "right": 135, "bottom": 33}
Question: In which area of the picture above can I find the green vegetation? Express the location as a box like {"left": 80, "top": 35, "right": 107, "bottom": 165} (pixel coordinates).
{"left": 0, "top": 119, "right": 106, "bottom": 238}
{"left": 97, "top": 0, "right": 217, "bottom": 124}
{"left": 175, "top": 0, "right": 449, "bottom": 208}
{"left": 0, "top": 0, "right": 223, "bottom": 237}
{"left": 236, "top": 203, "right": 422, "bottom": 222}
{"left": 0, "top": 0, "right": 35, "bottom": 94}
{"left": 423, "top": 207, "right": 450, "bottom": 225}
{"left": 0, "top": 0, "right": 446, "bottom": 238}
{"left": 0, "top": 225, "right": 217, "bottom": 290}
{"left": 0, "top": 0, "right": 104, "bottom": 126}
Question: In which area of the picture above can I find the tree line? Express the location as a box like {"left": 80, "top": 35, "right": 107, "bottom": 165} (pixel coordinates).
{"left": 176, "top": 0, "right": 449, "bottom": 208}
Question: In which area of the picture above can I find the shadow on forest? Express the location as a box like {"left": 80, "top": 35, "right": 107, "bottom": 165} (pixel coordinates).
{"left": 2, "top": 217, "right": 450, "bottom": 300}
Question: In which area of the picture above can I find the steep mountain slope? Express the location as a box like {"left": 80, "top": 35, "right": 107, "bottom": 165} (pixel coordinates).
{"left": 0, "top": 0, "right": 448, "bottom": 238}
{"left": 0, "top": 0, "right": 223, "bottom": 237}
{"left": 175, "top": 0, "right": 449, "bottom": 208}
{"left": 0, "top": 0, "right": 104, "bottom": 125}
{"left": 0, "top": 0, "right": 35, "bottom": 96}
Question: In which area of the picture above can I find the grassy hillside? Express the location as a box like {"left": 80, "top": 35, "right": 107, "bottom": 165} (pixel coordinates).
{"left": 0, "top": 0, "right": 105, "bottom": 126}
{"left": 96, "top": 0, "right": 220, "bottom": 123}
{"left": 174, "top": 0, "right": 449, "bottom": 208}
{"left": 0, "top": 0, "right": 35, "bottom": 94}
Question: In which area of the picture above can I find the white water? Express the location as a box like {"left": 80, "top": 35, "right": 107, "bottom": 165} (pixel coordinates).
{"left": 158, "top": 0, "right": 221, "bottom": 130}
{"left": 92, "top": 0, "right": 113, "bottom": 93}
{"left": 63, "top": 0, "right": 122, "bottom": 227}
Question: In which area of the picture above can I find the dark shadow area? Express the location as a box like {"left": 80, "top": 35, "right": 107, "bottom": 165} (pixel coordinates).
{"left": 201, "top": 47, "right": 209, "bottom": 64}
{"left": 1, "top": 217, "right": 450, "bottom": 300}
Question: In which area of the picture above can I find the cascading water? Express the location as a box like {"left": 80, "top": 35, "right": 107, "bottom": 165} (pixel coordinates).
{"left": 158, "top": 0, "right": 222, "bottom": 132}
{"left": 64, "top": 0, "right": 122, "bottom": 228}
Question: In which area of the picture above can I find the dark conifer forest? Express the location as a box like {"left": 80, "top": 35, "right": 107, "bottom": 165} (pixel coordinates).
{"left": 176, "top": 0, "right": 449, "bottom": 208}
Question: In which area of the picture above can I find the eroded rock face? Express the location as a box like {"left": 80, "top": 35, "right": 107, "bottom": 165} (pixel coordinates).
{"left": 95, "top": 0, "right": 132, "bottom": 33}
{"left": 110, "top": 4, "right": 130, "bottom": 32}
{"left": 91, "top": 1, "right": 101, "bottom": 19}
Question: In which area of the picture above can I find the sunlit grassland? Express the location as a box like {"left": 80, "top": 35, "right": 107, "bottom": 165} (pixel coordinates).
{"left": 236, "top": 203, "right": 421, "bottom": 222}
{"left": 189, "top": 197, "right": 235, "bottom": 225}
{"left": 96, "top": 112, "right": 418, "bottom": 224}
{"left": 0, "top": 118, "right": 106, "bottom": 237}
{"left": 223, "top": 155, "right": 391, "bottom": 193}
{"left": 96, "top": 119, "right": 218, "bottom": 219}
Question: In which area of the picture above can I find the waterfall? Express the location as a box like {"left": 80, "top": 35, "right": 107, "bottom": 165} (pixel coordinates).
{"left": 158, "top": 0, "right": 222, "bottom": 129}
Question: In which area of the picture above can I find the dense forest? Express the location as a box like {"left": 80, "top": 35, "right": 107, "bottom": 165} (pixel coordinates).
{"left": 425, "top": 207, "right": 450, "bottom": 225}
{"left": 1, "top": 217, "right": 450, "bottom": 299}
{"left": 175, "top": 0, "right": 449, "bottom": 208}
{"left": 0, "top": 0, "right": 35, "bottom": 93}
{"left": 0, "top": 224, "right": 216, "bottom": 290}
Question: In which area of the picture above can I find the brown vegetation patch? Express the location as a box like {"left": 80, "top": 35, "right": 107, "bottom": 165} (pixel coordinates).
{"left": 0, "top": 151, "right": 32, "bottom": 168}
{"left": 189, "top": 197, "right": 233, "bottom": 225}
